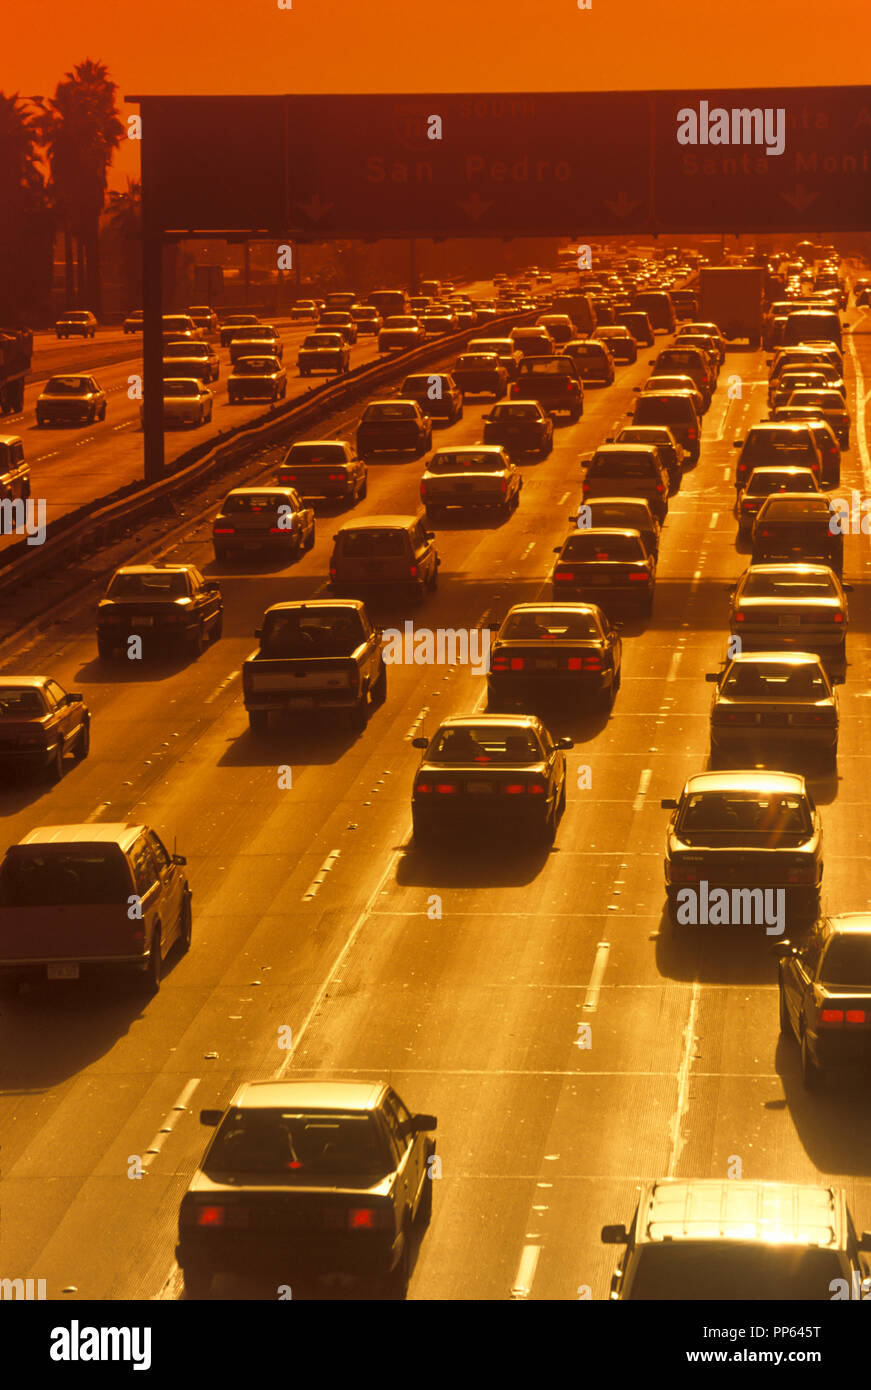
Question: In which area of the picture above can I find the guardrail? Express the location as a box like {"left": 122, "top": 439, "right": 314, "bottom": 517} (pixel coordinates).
{"left": 0, "top": 308, "right": 536, "bottom": 603}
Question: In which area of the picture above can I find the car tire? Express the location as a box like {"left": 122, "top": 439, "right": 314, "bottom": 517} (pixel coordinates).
{"left": 359, "top": 478, "right": 368, "bottom": 500}
{"left": 189, "top": 623, "right": 208, "bottom": 658}
{"left": 87, "top": 407, "right": 95, "bottom": 424}
{"left": 46, "top": 740, "right": 64, "bottom": 783}
{"left": 211, "top": 612, "right": 223, "bottom": 642}
{"left": 99, "top": 404, "right": 107, "bottom": 421}
{"left": 539, "top": 802, "right": 557, "bottom": 847}
{"left": 371, "top": 663, "right": 387, "bottom": 706}
{"left": 557, "top": 777, "right": 567, "bottom": 816}
{"left": 179, "top": 894, "right": 192, "bottom": 954}
{"left": 182, "top": 1264, "right": 213, "bottom": 1299}
{"left": 75, "top": 720, "right": 90, "bottom": 761}
{"left": 143, "top": 930, "right": 162, "bottom": 995}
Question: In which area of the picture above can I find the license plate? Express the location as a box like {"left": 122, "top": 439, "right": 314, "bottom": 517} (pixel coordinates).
{"left": 536, "top": 659, "right": 558, "bottom": 670}
{"left": 467, "top": 782, "right": 494, "bottom": 794}
{"left": 48, "top": 963, "right": 79, "bottom": 980}
{"left": 765, "top": 713, "right": 790, "bottom": 726}
{"left": 287, "top": 696, "right": 315, "bottom": 709}
{"left": 585, "top": 575, "right": 608, "bottom": 585}
{"left": 779, "top": 615, "right": 801, "bottom": 627}
{"left": 134, "top": 616, "right": 154, "bottom": 627}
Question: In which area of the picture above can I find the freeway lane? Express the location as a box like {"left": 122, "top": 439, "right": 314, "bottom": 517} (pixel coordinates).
{"left": 0, "top": 288, "right": 869, "bottom": 1302}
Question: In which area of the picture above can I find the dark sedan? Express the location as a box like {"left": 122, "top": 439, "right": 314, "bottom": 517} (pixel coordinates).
{"left": 778, "top": 915, "right": 871, "bottom": 1088}
{"left": 551, "top": 528, "right": 656, "bottom": 614}
{"left": 482, "top": 401, "right": 553, "bottom": 458}
{"left": 487, "top": 603, "right": 622, "bottom": 712}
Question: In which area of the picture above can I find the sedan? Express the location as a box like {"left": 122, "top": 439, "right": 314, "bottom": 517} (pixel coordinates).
{"left": 318, "top": 312, "right": 358, "bottom": 344}
{"left": 785, "top": 389, "right": 850, "bottom": 449}
{"left": 638, "top": 376, "right": 705, "bottom": 417}
{"left": 467, "top": 338, "right": 523, "bottom": 379}
{"left": 573, "top": 496, "right": 660, "bottom": 557}
{"left": 451, "top": 353, "right": 509, "bottom": 399}
{"left": 562, "top": 339, "right": 616, "bottom": 385}
{"left": 357, "top": 400, "right": 432, "bottom": 458}
{"left": 123, "top": 310, "right": 143, "bottom": 334}
{"left": 706, "top": 651, "right": 838, "bottom": 772}
{"left": 661, "top": 770, "right": 823, "bottom": 928}
{"left": 737, "top": 466, "right": 820, "bottom": 535}
{"left": 677, "top": 322, "right": 726, "bottom": 367}
{"left": 778, "top": 915, "right": 871, "bottom": 1087}
{"left": 229, "top": 327, "right": 284, "bottom": 364}
{"left": 612, "top": 425, "right": 685, "bottom": 482}
{"left": 219, "top": 313, "right": 261, "bottom": 347}
{"left": 141, "top": 378, "right": 213, "bottom": 428}
{"left": 212, "top": 487, "right": 315, "bottom": 563}
{"left": 487, "top": 602, "right": 622, "bottom": 712}
{"left": 398, "top": 373, "right": 463, "bottom": 424}
{"left": 411, "top": 715, "right": 573, "bottom": 847}
{"left": 0, "top": 676, "right": 90, "bottom": 782}
{"left": 97, "top": 563, "right": 223, "bottom": 659}
{"left": 378, "top": 326, "right": 424, "bottom": 353}
{"left": 36, "top": 375, "right": 107, "bottom": 427}
{"left": 55, "top": 310, "right": 97, "bottom": 339}
{"left": 552, "top": 528, "right": 656, "bottom": 614}
{"left": 227, "top": 356, "right": 288, "bottom": 403}
{"left": 420, "top": 446, "right": 521, "bottom": 520}
{"left": 482, "top": 401, "right": 553, "bottom": 458}
{"left": 298, "top": 332, "right": 350, "bottom": 376}
{"left": 163, "top": 340, "right": 220, "bottom": 383}
{"left": 751, "top": 493, "right": 843, "bottom": 571}
{"left": 290, "top": 300, "right": 320, "bottom": 320}
{"left": 729, "top": 563, "right": 850, "bottom": 663}
{"left": 595, "top": 326, "right": 638, "bottom": 362}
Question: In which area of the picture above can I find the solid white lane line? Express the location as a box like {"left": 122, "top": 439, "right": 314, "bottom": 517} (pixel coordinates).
{"left": 510, "top": 1244, "right": 541, "bottom": 1299}
{"left": 708, "top": 511, "right": 718, "bottom": 528}
{"left": 666, "top": 650, "right": 682, "bottom": 682}
{"left": 632, "top": 768, "right": 651, "bottom": 813}
{"left": 582, "top": 942, "right": 611, "bottom": 1013}
{"left": 666, "top": 981, "right": 701, "bottom": 1178}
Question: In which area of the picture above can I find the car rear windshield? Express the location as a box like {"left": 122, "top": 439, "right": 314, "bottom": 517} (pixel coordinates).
{"left": 0, "top": 687, "right": 46, "bottom": 715}
{"left": 722, "top": 662, "right": 829, "bottom": 698}
{"left": 303, "top": 335, "right": 339, "bottom": 348}
{"left": 656, "top": 351, "right": 703, "bottom": 369}
{"left": 107, "top": 571, "right": 188, "bottom": 598}
{"left": 626, "top": 1245, "right": 842, "bottom": 1300}
{"left": 428, "top": 725, "right": 543, "bottom": 763}
{"left": 491, "top": 404, "right": 540, "bottom": 420}
{"left": 820, "top": 936, "right": 871, "bottom": 986}
{"left": 589, "top": 453, "right": 657, "bottom": 478}
{"left": 561, "top": 534, "right": 644, "bottom": 561}
{"left": 283, "top": 445, "right": 346, "bottom": 466}
{"left": 747, "top": 471, "right": 817, "bottom": 494}
{"left": 519, "top": 359, "right": 574, "bottom": 375}
{"left": 584, "top": 505, "right": 650, "bottom": 529}
{"left": 44, "top": 378, "right": 89, "bottom": 394}
{"left": 456, "top": 355, "right": 498, "bottom": 368}
{"left": 204, "top": 1109, "right": 391, "bottom": 1178}
{"left": 260, "top": 608, "right": 365, "bottom": 657}
{"left": 677, "top": 792, "right": 812, "bottom": 838}
{"left": 163, "top": 382, "right": 199, "bottom": 397}
{"left": 362, "top": 404, "right": 415, "bottom": 420}
{"left": 428, "top": 452, "right": 504, "bottom": 473}
{"left": 0, "top": 847, "right": 131, "bottom": 906}
{"left": 165, "top": 343, "right": 206, "bottom": 356}
{"left": 223, "top": 493, "right": 290, "bottom": 514}
{"left": 402, "top": 376, "right": 447, "bottom": 392}
{"left": 501, "top": 610, "right": 601, "bottom": 640}
{"left": 741, "top": 572, "right": 836, "bottom": 599}
{"left": 741, "top": 430, "right": 815, "bottom": 462}
{"left": 235, "top": 359, "right": 278, "bottom": 374}
{"left": 757, "top": 496, "right": 831, "bottom": 519}
{"left": 634, "top": 398, "right": 694, "bottom": 422}
{"left": 789, "top": 391, "right": 844, "bottom": 408}
{"left": 339, "top": 529, "right": 408, "bottom": 558}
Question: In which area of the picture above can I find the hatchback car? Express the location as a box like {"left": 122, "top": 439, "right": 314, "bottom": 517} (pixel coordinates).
{"left": 563, "top": 339, "right": 616, "bottom": 385}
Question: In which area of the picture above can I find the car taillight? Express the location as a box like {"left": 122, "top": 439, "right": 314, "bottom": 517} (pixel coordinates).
{"left": 436, "top": 783, "right": 459, "bottom": 794}
{"left": 500, "top": 478, "right": 507, "bottom": 494}
{"left": 329, "top": 566, "right": 337, "bottom": 579}
{"left": 491, "top": 655, "right": 509, "bottom": 671}
{"left": 820, "top": 1009, "right": 844, "bottom": 1025}
{"left": 554, "top": 571, "right": 575, "bottom": 582}
{"left": 831, "top": 611, "right": 844, "bottom": 623}
{"left": 195, "top": 1206, "right": 225, "bottom": 1227}
{"left": 348, "top": 1207, "right": 377, "bottom": 1230}
{"left": 671, "top": 864, "right": 702, "bottom": 883}
{"left": 628, "top": 571, "right": 649, "bottom": 581}
{"left": 420, "top": 482, "right": 427, "bottom": 499}
{"left": 787, "top": 859, "right": 815, "bottom": 884}
{"left": 502, "top": 783, "right": 526, "bottom": 795}
{"left": 847, "top": 1010, "right": 867, "bottom": 1024}
{"left": 567, "top": 656, "right": 583, "bottom": 670}
{"left": 213, "top": 527, "right": 235, "bottom": 535}
{"left": 415, "top": 781, "right": 433, "bottom": 794}
{"left": 409, "top": 564, "right": 419, "bottom": 578}
{"left": 688, "top": 428, "right": 697, "bottom": 440}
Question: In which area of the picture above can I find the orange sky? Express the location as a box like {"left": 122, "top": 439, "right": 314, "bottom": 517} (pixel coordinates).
{"left": 4, "top": 0, "right": 871, "bottom": 190}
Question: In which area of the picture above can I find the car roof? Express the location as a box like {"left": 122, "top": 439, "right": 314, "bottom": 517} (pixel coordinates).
{"left": 335, "top": 514, "right": 422, "bottom": 531}
{"left": 637, "top": 1180, "right": 842, "bottom": 1247}
{"left": 593, "top": 443, "right": 661, "bottom": 458}
{"left": 113, "top": 563, "right": 194, "bottom": 575}
{"left": 17, "top": 823, "right": 144, "bottom": 849}
{"left": 224, "top": 486, "right": 297, "bottom": 497}
{"left": 228, "top": 1079, "right": 386, "bottom": 1112}
{"left": 432, "top": 444, "right": 504, "bottom": 455}
{"left": 683, "top": 770, "right": 806, "bottom": 794}
{"left": 568, "top": 526, "right": 643, "bottom": 540}
{"left": 825, "top": 913, "right": 871, "bottom": 936}
{"left": 265, "top": 599, "right": 365, "bottom": 614}
{"left": 287, "top": 438, "right": 348, "bottom": 448}
{"left": 0, "top": 434, "right": 23, "bottom": 448}
{"left": 0, "top": 675, "right": 51, "bottom": 688}
{"left": 743, "top": 562, "right": 836, "bottom": 576}
{"left": 726, "top": 650, "right": 822, "bottom": 666}
{"left": 504, "top": 601, "right": 602, "bottom": 616}
{"left": 585, "top": 496, "right": 654, "bottom": 511}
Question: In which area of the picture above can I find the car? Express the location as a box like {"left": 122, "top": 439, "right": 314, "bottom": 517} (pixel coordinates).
{"left": 398, "top": 373, "right": 463, "bottom": 424}
{"left": 329, "top": 514, "right": 439, "bottom": 601}
{"left": 509, "top": 356, "right": 583, "bottom": 419}
{"left": 290, "top": 299, "right": 320, "bottom": 321}
{"left": 768, "top": 343, "right": 844, "bottom": 380}
{"left": 751, "top": 493, "right": 843, "bottom": 571}
{"left": 0, "top": 435, "right": 30, "bottom": 503}
{"left": 55, "top": 310, "right": 97, "bottom": 339}
{"left": 781, "top": 309, "right": 844, "bottom": 351}
{"left": 0, "top": 676, "right": 90, "bottom": 782}
{"left": 450, "top": 353, "right": 509, "bottom": 398}
{"left": 97, "top": 563, "right": 223, "bottom": 659}
{"left": 161, "top": 314, "right": 202, "bottom": 343}
{"left": 297, "top": 332, "right": 350, "bottom": 376}
{"left": 617, "top": 311, "right": 655, "bottom": 346}
{"left": 487, "top": 602, "right": 622, "bottom": 711}
{"left": 212, "top": 487, "right": 315, "bottom": 563}
{"left": 276, "top": 440, "right": 367, "bottom": 506}
{"left": 594, "top": 325, "right": 637, "bottom": 362}
{"left": 573, "top": 495, "right": 660, "bottom": 557}
{"left": 227, "top": 355, "right": 287, "bottom": 403}
{"left": 509, "top": 327, "right": 555, "bottom": 359}
{"left": 562, "top": 339, "right": 615, "bottom": 385}
{"left": 580, "top": 444, "right": 670, "bottom": 521}
{"left": 123, "top": 310, "right": 143, "bottom": 334}
{"left": 601, "top": 1179, "right": 871, "bottom": 1299}
{"left": 411, "top": 714, "right": 572, "bottom": 847}
{"left": 551, "top": 527, "right": 656, "bottom": 613}
{"left": 769, "top": 368, "right": 844, "bottom": 410}
{"left": 162, "top": 339, "right": 220, "bottom": 383}
{"left": 677, "top": 321, "right": 726, "bottom": 366}
{"left": 648, "top": 347, "right": 713, "bottom": 405}
{"left": 670, "top": 334, "right": 721, "bottom": 381}
{"left": 36, "top": 375, "right": 107, "bottom": 427}
{"left": 356, "top": 400, "right": 432, "bottom": 458}
{"left": 631, "top": 290, "right": 676, "bottom": 333}
{"left": 766, "top": 411, "right": 841, "bottom": 487}
{"left": 637, "top": 376, "right": 705, "bottom": 418}
{"left": 420, "top": 446, "right": 521, "bottom": 520}
{"left": 219, "top": 313, "right": 261, "bottom": 347}
{"left": 187, "top": 306, "right": 218, "bottom": 335}
{"left": 670, "top": 288, "right": 698, "bottom": 319}
{"left": 140, "top": 378, "right": 213, "bottom": 428}
{"left": 349, "top": 304, "right": 383, "bottom": 334}
{"left": 729, "top": 563, "right": 850, "bottom": 664}
{"left": 466, "top": 338, "right": 523, "bottom": 379}
{"left": 661, "top": 770, "right": 823, "bottom": 927}
{"left": 737, "top": 466, "right": 820, "bottom": 535}
{"left": 228, "top": 326, "right": 284, "bottom": 364}
{"left": 0, "top": 822, "right": 191, "bottom": 995}
{"left": 778, "top": 914, "right": 871, "bottom": 1088}
{"left": 318, "top": 311, "right": 358, "bottom": 344}
{"left": 535, "top": 314, "right": 575, "bottom": 344}
{"left": 732, "top": 422, "right": 823, "bottom": 495}
{"left": 611, "top": 424, "right": 685, "bottom": 485}
{"left": 175, "top": 1079, "right": 436, "bottom": 1298}
{"left": 378, "top": 325, "right": 424, "bottom": 353}
{"left": 706, "top": 651, "right": 838, "bottom": 771}
{"left": 482, "top": 401, "right": 553, "bottom": 459}
{"left": 419, "top": 311, "right": 459, "bottom": 336}
{"left": 784, "top": 388, "right": 850, "bottom": 449}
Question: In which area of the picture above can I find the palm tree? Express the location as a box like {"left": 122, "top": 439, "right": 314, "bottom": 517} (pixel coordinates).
{"left": 39, "top": 60, "right": 124, "bottom": 314}
{"left": 0, "top": 93, "right": 53, "bottom": 321}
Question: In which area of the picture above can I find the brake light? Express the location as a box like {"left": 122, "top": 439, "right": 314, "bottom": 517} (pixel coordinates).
{"left": 688, "top": 428, "right": 697, "bottom": 440}
{"left": 436, "top": 783, "right": 459, "bottom": 794}
{"left": 847, "top": 1010, "right": 867, "bottom": 1024}
{"left": 735, "top": 612, "right": 745, "bottom": 623}
{"left": 502, "top": 784, "right": 526, "bottom": 795}
{"left": 415, "top": 781, "right": 433, "bottom": 794}
{"left": 510, "top": 657, "right": 524, "bottom": 670}
{"left": 329, "top": 566, "right": 337, "bottom": 579}
{"left": 196, "top": 1206, "right": 225, "bottom": 1227}
{"left": 628, "top": 572, "right": 649, "bottom": 581}
{"left": 491, "top": 656, "right": 509, "bottom": 671}
{"left": 787, "top": 860, "right": 815, "bottom": 884}
{"left": 328, "top": 473, "right": 346, "bottom": 481}
{"left": 409, "top": 564, "right": 418, "bottom": 578}
{"left": 584, "top": 656, "right": 602, "bottom": 669}
{"left": 213, "top": 527, "right": 235, "bottom": 535}
{"left": 567, "top": 656, "right": 583, "bottom": 670}
{"left": 655, "top": 483, "right": 664, "bottom": 492}
{"left": 420, "top": 483, "right": 427, "bottom": 499}
{"left": 554, "top": 571, "right": 575, "bottom": 582}
{"left": 831, "top": 611, "right": 844, "bottom": 623}
{"left": 500, "top": 478, "right": 507, "bottom": 494}
{"left": 348, "top": 1207, "right": 377, "bottom": 1230}
{"left": 820, "top": 1009, "right": 844, "bottom": 1024}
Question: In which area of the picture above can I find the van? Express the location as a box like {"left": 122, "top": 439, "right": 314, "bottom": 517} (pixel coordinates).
{"left": 551, "top": 292, "right": 597, "bottom": 337}
{"left": 0, "top": 823, "right": 191, "bottom": 994}
{"left": 631, "top": 291, "right": 676, "bottom": 333}
{"left": 329, "top": 514, "right": 440, "bottom": 602}
{"left": 781, "top": 310, "right": 844, "bottom": 351}
{"left": 629, "top": 391, "right": 702, "bottom": 463}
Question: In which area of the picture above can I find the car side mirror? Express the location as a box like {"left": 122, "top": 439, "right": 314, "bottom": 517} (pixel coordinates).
{"left": 660, "top": 797, "right": 678, "bottom": 810}
{"left": 66, "top": 691, "right": 83, "bottom": 703}
{"left": 411, "top": 736, "right": 428, "bottom": 749}
{"left": 400, "top": 1113, "right": 437, "bottom": 1136}
{"left": 199, "top": 1109, "right": 223, "bottom": 1126}
{"left": 859, "top": 1232, "right": 871, "bottom": 1252}
{"left": 843, "top": 582, "right": 854, "bottom": 591}
{"left": 426, "top": 531, "right": 436, "bottom": 541}
{"left": 172, "top": 853, "right": 187, "bottom": 866}
{"left": 733, "top": 440, "right": 743, "bottom": 448}
{"left": 204, "top": 580, "right": 220, "bottom": 592}
{"left": 704, "top": 672, "right": 719, "bottom": 683}
{"left": 557, "top": 736, "right": 574, "bottom": 750}
{"left": 625, "top": 411, "right": 633, "bottom": 417}
{"left": 601, "top": 1224, "right": 629, "bottom": 1245}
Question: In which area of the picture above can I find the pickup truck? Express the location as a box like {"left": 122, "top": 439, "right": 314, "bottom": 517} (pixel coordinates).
{"left": 242, "top": 599, "right": 386, "bottom": 732}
